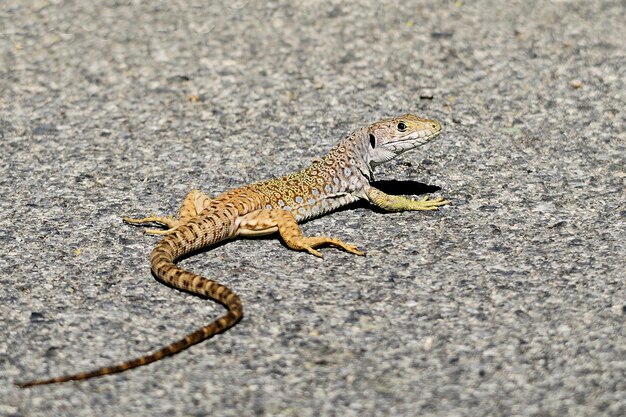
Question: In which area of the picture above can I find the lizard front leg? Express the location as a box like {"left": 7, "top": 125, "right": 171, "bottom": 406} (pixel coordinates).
{"left": 238, "top": 209, "right": 365, "bottom": 257}
{"left": 364, "top": 186, "right": 449, "bottom": 212}
{"left": 123, "top": 189, "right": 213, "bottom": 235}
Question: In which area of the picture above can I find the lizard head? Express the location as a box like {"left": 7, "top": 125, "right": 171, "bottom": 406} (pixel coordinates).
{"left": 366, "top": 114, "right": 442, "bottom": 168}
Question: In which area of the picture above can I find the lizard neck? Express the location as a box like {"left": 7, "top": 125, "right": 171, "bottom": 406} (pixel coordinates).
{"left": 320, "top": 127, "right": 373, "bottom": 182}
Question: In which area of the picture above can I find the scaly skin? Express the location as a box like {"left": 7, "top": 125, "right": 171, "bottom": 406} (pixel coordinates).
{"left": 17, "top": 114, "right": 449, "bottom": 387}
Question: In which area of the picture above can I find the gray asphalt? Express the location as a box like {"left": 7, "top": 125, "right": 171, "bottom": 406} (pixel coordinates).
{"left": 1, "top": 1, "right": 624, "bottom": 416}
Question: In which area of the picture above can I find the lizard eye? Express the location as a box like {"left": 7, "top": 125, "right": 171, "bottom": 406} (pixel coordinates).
{"left": 397, "top": 122, "right": 407, "bottom": 132}
{"left": 369, "top": 134, "right": 376, "bottom": 148}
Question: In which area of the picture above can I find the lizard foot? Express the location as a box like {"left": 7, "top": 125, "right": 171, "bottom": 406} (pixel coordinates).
{"left": 295, "top": 236, "right": 365, "bottom": 257}
{"left": 410, "top": 196, "right": 450, "bottom": 211}
{"left": 123, "top": 215, "right": 182, "bottom": 235}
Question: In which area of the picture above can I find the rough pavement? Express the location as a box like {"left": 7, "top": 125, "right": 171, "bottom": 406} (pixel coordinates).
{"left": 1, "top": 1, "right": 624, "bottom": 416}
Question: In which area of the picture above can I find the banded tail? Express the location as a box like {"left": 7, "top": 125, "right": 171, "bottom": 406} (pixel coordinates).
{"left": 17, "top": 215, "right": 243, "bottom": 388}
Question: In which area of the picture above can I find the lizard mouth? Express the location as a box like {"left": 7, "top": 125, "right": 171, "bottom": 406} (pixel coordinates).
{"left": 392, "top": 128, "right": 441, "bottom": 152}
{"left": 405, "top": 119, "right": 441, "bottom": 140}
{"left": 405, "top": 127, "right": 440, "bottom": 140}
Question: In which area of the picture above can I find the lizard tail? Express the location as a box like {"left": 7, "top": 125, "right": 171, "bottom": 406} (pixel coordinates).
{"left": 17, "top": 216, "right": 243, "bottom": 388}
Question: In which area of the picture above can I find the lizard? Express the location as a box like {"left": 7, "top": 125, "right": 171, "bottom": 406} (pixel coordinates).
{"left": 17, "top": 114, "right": 449, "bottom": 387}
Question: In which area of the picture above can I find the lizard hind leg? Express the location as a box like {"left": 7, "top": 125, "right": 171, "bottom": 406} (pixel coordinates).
{"left": 123, "top": 189, "right": 213, "bottom": 235}
{"left": 177, "top": 189, "right": 213, "bottom": 223}
{"left": 238, "top": 209, "right": 365, "bottom": 258}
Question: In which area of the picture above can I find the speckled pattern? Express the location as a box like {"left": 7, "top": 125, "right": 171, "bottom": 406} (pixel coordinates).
{"left": 1, "top": 0, "right": 624, "bottom": 416}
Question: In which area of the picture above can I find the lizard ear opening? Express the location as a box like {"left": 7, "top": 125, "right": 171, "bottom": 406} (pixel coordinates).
{"left": 369, "top": 134, "right": 376, "bottom": 149}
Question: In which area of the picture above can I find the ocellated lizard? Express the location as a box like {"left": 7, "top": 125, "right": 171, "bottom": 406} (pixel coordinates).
{"left": 17, "top": 114, "right": 449, "bottom": 387}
